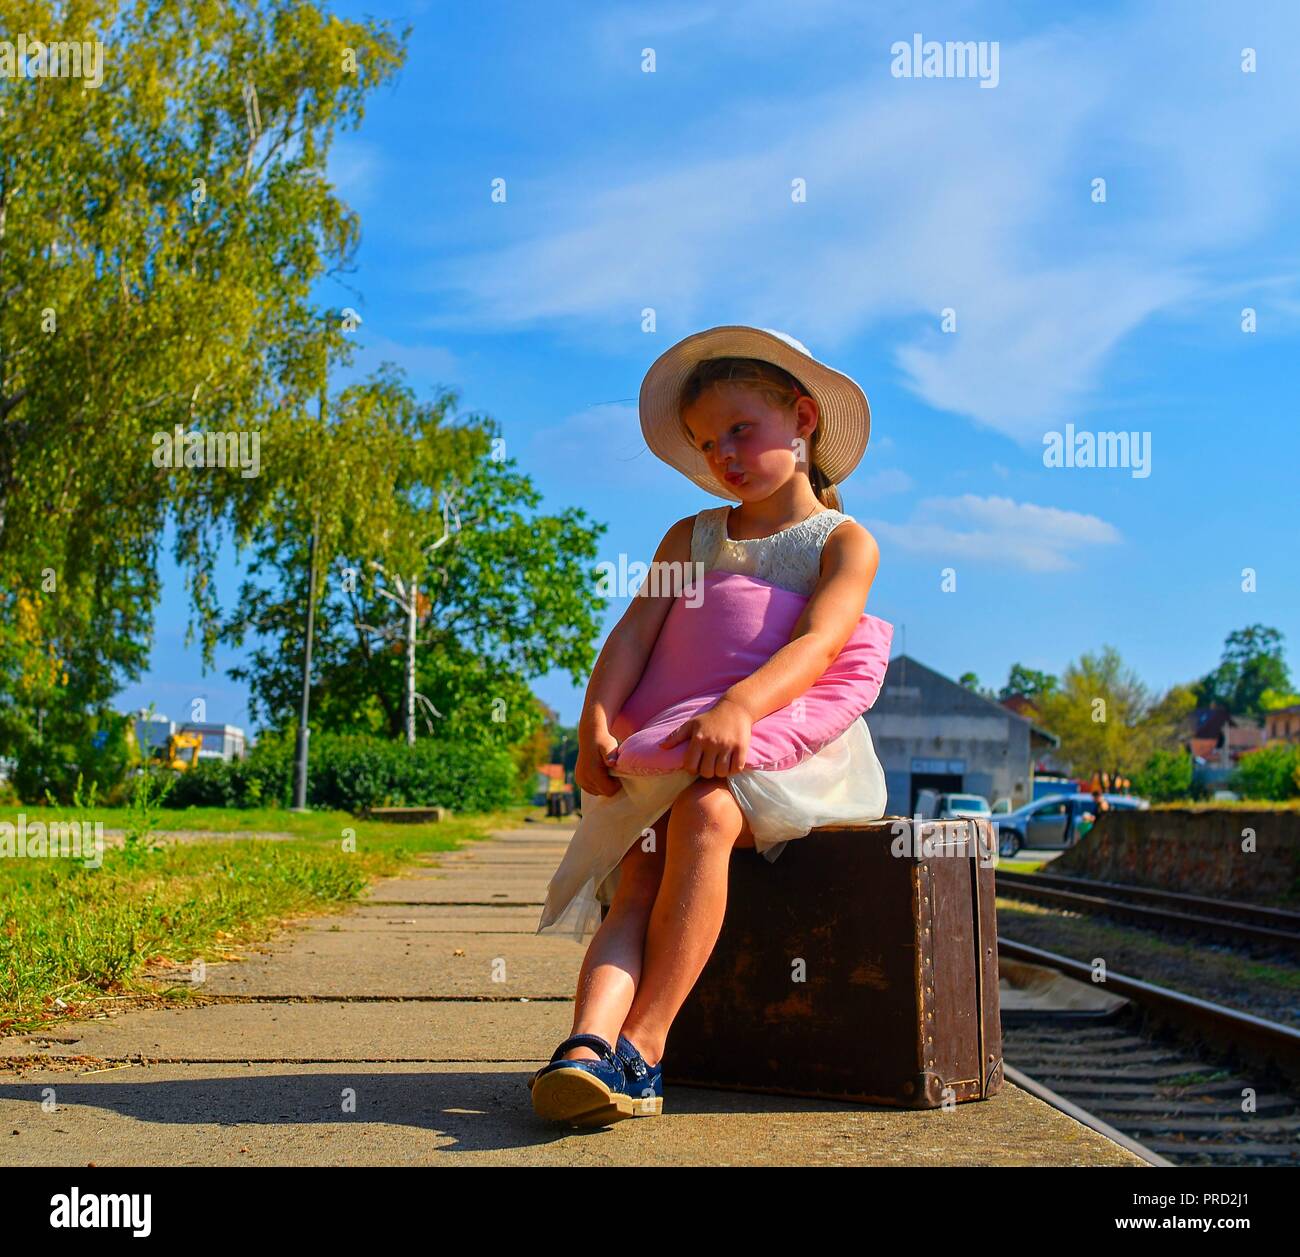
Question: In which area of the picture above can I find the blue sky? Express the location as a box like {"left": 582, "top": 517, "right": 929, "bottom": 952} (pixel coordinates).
{"left": 120, "top": 0, "right": 1300, "bottom": 734}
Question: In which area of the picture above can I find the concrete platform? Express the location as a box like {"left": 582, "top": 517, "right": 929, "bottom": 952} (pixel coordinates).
{"left": 0, "top": 1062, "right": 1142, "bottom": 1166}
{"left": 0, "top": 822, "right": 1146, "bottom": 1166}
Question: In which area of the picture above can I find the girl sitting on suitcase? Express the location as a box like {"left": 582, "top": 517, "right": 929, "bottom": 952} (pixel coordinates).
{"left": 529, "top": 326, "right": 887, "bottom": 1126}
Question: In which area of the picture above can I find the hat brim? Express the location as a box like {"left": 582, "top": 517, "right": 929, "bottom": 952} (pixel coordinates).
{"left": 638, "top": 326, "right": 871, "bottom": 502}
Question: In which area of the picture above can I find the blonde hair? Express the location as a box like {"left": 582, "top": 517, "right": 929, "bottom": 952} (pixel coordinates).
{"left": 676, "top": 357, "right": 843, "bottom": 510}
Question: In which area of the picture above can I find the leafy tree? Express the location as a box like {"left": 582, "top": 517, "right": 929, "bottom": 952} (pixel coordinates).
{"left": 1034, "top": 647, "right": 1195, "bottom": 779}
{"left": 1195, "top": 625, "right": 1291, "bottom": 717}
{"left": 1132, "top": 748, "right": 1194, "bottom": 803}
{"left": 1231, "top": 744, "right": 1300, "bottom": 802}
{"left": 549, "top": 720, "right": 581, "bottom": 775}
{"left": 958, "top": 672, "right": 996, "bottom": 699}
{"left": 1260, "top": 688, "right": 1300, "bottom": 712}
{"left": 999, "top": 664, "right": 1058, "bottom": 704}
{"left": 516, "top": 702, "right": 563, "bottom": 796}
{"left": 221, "top": 385, "right": 608, "bottom": 753}
{"left": 0, "top": 0, "right": 406, "bottom": 767}
{"left": 0, "top": 578, "right": 154, "bottom": 800}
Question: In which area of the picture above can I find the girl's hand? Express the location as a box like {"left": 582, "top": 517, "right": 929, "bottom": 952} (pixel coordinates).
{"left": 575, "top": 727, "right": 623, "bottom": 797}
{"left": 659, "top": 698, "right": 752, "bottom": 778}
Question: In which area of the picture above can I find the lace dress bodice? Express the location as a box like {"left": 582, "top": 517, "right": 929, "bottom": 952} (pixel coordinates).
{"left": 691, "top": 505, "right": 855, "bottom": 595}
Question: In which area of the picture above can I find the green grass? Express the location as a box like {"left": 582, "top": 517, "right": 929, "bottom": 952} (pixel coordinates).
{"left": 0, "top": 801, "right": 537, "bottom": 1037}
{"left": 7, "top": 802, "right": 515, "bottom": 842}
{"left": 994, "top": 856, "right": 1050, "bottom": 874}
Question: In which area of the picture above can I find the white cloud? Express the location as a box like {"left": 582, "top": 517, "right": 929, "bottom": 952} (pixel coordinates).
{"left": 865, "top": 493, "right": 1121, "bottom": 572}
{"left": 419, "top": 2, "right": 1300, "bottom": 443}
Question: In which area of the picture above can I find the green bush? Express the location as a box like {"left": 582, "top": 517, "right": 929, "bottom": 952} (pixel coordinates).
{"left": 165, "top": 752, "right": 291, "bottom": 810}
{"left": 1132, "top": 749, "right": 1195, "bottom": 803}
{"left": 1231, "top": 743, "right": 1300, "bottom": 802}
{"left": 165, "top": 731, "right": 523, "bottom": 814}
{"left": 11, "top": 738, "right": 75, "bottom": 805}
{"left": 11, "top": 711, "right": 140, "bottom": 804}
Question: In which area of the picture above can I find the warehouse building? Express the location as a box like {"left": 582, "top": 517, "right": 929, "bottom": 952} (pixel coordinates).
{"left": 862, "top": 655, "right": 1059, "bottom": 815}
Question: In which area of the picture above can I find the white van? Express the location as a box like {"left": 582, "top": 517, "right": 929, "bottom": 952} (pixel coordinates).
{"left": 914, "top": 790, "right": 991, "bottom": 820}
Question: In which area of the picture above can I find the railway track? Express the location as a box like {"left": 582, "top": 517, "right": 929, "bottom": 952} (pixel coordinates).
{"left": 998, "top": 941, "right": 1300, "bottom": 1167}
{"left": 996, "top": 869, "right": 1300, "bottom": 956}
{"left": 1002, "top": 1016, "right": 1300, "bottom": 1166}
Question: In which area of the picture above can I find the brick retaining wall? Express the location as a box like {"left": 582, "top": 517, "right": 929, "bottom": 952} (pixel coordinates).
{"left": 1050, "top": 809, "right": 1300, "bottom": 907}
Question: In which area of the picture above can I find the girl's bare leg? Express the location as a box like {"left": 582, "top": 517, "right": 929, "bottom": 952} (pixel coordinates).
{"left": 555, "top": 809, "right": 670, "bottom": 1063}
{"left": 618, "top": 777, "right": 754, "bottom": 1066}
{"left": 557, "top": 782, "right": 755, "bottom": 1064}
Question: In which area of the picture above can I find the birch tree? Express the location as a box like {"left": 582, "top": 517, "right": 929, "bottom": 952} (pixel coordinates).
{"left": 360, "top": 487, "right": 465, "bottom": 747}
{"left": 0, "top": 0, "right": 406, "bottom": 766}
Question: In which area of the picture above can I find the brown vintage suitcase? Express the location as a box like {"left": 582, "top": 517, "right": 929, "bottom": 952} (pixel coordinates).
{"left": 603, "top": 816, "right": 1003, "bottom": 1108}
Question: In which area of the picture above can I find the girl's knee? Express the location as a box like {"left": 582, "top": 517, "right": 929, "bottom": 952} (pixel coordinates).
{"left": 675, "top": 777, "right": 739, "bottom": 818}
{"left": 670, "top": 778, "right": 751, "bottom": 847}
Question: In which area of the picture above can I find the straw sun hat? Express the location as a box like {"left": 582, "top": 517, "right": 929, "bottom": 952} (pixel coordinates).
{"left": 638, "top": 325, "right": 871, "bottom": 502}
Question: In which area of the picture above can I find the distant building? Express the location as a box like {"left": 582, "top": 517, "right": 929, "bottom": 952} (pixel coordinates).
{"left": 133, "top": 712, "right": 245, "bottom": 762}
{"left": 1182, "top": 704, "right": 1266, "bottom": 791}
{"left": 863, "top": 655, "right": 1060, "bottom": 815}
{"left": 133, "top": 712, "right": 175, "bottom": 758}
{"left": 179, "top": 722, "right": 247, "bottom": 762}
{"left": 1264, "top": 704, "right": 1300, "bottom": 744}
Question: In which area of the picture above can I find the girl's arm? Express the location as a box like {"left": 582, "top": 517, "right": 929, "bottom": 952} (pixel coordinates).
{"left": 719, "top": 521, "right": 880, "bottom": 725}
{"left": 576, "top": 515, "right": 696, "bottom": 789}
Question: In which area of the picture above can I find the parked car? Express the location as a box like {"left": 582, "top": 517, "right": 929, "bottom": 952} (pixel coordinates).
{"left": 936, "top": 793, "right": 991, "bottom": 819}
{"left": 990, "top": 797, "right": 1013, "bottom": 815}
{"left": 995, "top": 792, "right": 1148, "bottom": 857}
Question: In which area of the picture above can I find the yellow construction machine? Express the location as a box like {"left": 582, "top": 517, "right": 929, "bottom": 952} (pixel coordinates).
{"left": 158, "top": 730, "right": 204, "bottom": 771}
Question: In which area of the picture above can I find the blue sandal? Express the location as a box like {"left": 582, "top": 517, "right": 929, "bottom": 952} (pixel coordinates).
{"left": 528, "top": 1033, "right": 636, "bottom": 1126}
{"left": 616, "top": 1034, "right": 664, "bottom": 1116}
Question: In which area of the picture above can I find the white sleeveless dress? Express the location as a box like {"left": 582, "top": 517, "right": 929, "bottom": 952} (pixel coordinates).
{"left": 535, "top": 504, "right": 889, "bottom": 941}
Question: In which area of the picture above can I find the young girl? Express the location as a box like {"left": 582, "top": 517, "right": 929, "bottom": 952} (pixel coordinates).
{"left": 528, "top": 326, "right": 888, "bottom": 1126}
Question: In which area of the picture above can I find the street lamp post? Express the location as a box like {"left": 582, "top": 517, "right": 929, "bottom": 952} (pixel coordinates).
{"left": 292, "top": 506, "right": 319, "bottom": 811}
{"left": 292, "top": 311, "right": 333, "bottom": 812}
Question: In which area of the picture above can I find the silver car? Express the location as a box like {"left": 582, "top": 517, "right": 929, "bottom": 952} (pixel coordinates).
{"left": 995, "top": 792, "right": 1148, "bottom": 857}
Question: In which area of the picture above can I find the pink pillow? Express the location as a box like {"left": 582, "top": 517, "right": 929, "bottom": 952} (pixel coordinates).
{"left": 609, "top": 569, "right": 893, "bottom": 774}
